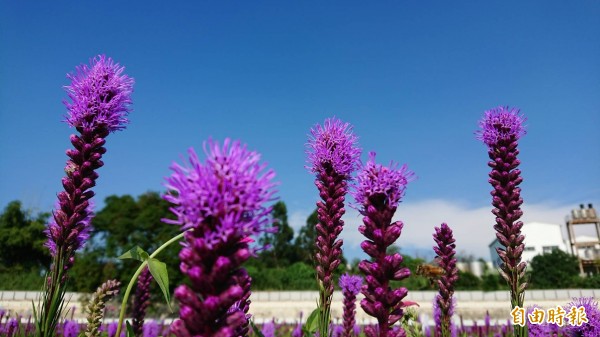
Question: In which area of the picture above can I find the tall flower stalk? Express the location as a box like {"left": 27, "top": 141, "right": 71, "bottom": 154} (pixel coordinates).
{"left": 306, "top": 117, "right": 360, "bottom": 337}
{"left": 476, "top": 106, "right": 527, "bottom": 337}
{"left": 353, "top": 152, "right": 414, "bottom": 337}
{"left": 339, "top": 274, "right": 363, "bottom": 337}
{"left": 84, "top": 279, "right": 121, "bottom": 337}
{"left": 432, "top": 223, "right": 458, "bottom": 337}
{"left": 132, "top": 267, "right": 153, "bottom": 337}
{"left": 164, "top": 139, "right": 277, "bottom": 337}
{"left": 37, "top": 55, "right": 133, "bottom": 337}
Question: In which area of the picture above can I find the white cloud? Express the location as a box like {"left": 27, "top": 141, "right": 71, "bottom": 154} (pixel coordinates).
{"left": 285, "top": 199, "right": 599, "bottom": 261}
{"left": 338, "top": 199, "right": 583, "bottom": 261}
{"left": 288, "top": 209, "right": 312, "bottom": 235}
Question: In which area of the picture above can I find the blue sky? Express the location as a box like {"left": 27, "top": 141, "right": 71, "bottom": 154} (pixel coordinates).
{"left": 1, "top": 1, "right": 599, "bottom": 261}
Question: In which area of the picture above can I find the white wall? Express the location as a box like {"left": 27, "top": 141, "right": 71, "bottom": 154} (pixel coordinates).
{"left": 489, "top": 222, "right": 568, "bottom": 267}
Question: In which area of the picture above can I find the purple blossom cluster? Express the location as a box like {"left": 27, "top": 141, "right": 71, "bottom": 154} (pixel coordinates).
{"left": 352, "top": 152, "right": 414, "bottom": 209}
{"left": 45, "top": 55, "right": 134, "bottom": 273}
{"left": 306, "top": 118, "right": 360, "bottom": 337}
{"left": 339, "top": 274, "right": 363, "bottom": 337}
{"left": 475, "top": 106, "right": 526, "bottom": 148}
{"left": 37, "top": 55, "right": 134, "bottom": 337}
{"left": 307, "top": 117, "right": 361, "bottom": 178}
{"left": 33, "top": 54, "right": 597, "bottom": 337}
{"left": 476, "top": 106, "right": 528, "bottom": 320}
{"left": 164, "top": 139, "right": 277, "bottom": 337}
{"left": 61, "top": 320, "right": 79, "bottom": 337}
{"left": 563, "top": 297, "right": 600, "bottom": 337}
{"left": 353, "top": 152, "right": 414, "bottom": 337}
{"left": 63, "top": 55, "right": 134, "bottom": 132}
{"left": 132, "top": 267, "right": 153, "bottom": 337}
{"left": 432, "top": 223, "right": 458, "bottom": 337}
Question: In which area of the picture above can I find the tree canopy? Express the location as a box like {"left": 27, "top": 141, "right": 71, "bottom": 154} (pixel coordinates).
{"left": 0, "top": 201, "right": 50, "bottom": 271}
{"left": 1, "top": 197, "right": 597, "bottom": 292}
{"left": 529, "top": 248, "right": 580, "bottom": 289}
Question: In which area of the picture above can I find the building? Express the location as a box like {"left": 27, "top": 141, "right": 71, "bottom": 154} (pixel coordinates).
{"left": 573, "top": 235, "right": 600, "bottom": 261}
{"left": 488, "top": 222, "right": 568, "bottom": 268}
{"left": 565, "top": 204, "right": 600, "bottom": 275}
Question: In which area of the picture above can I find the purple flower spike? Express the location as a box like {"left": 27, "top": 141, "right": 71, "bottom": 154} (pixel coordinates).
{"left": 307, "top": 117, "right": 361, "bottom": 177}
{"left": 143, "top": 321, "right": 160, "bottom": 337}
{"left": 340, "top": 274, "right": 363, "bottom": 337}
{"left": 45, "top": 55, "right": 134, "bottom": 273}
{"left": 475, "top": 106, "right": 526, "bottom": 148}
{"left": 432, "top": 223, "right": 458, "bottom": 337}
{"left": 132, "top": 267, "right": 153, "bottom": 337}
{"left": 526, "top": 305, "right": 552, "bottom": 337}
{"left": 340, "top": 274, "right": 362, "bottom": 297}
{"left": 353, "top": 153, "right": 414, "bottom": 337}
{"left": 38, "top": 57, "right": 133, "bottom": 337}
{"left": 476, "top": 106, "right": 527, "bottom": 335}
{"left": 292, "top": 323, "right": 302, "bottom": 337}
{"left": 261, "top": 321, "right": 275, "bottom": 337}
{"left": 62, "top": 320, "right": 80, "bottom": 337}
{"left": 64, "top": 55, "right": 134, "bottom": 132}
{"left": 165, "top": 139, "right": 277, "bottom": 337}
{"left": 353, "top": 152, "right": 414, "bottom": 209}
{"left": 563, "top": 297, "right": 600, "bottom": 337}
{"left": 306, "top": 118, "right": 360, "bottom": 337}
{"left": 164, "top": 138, "right": 277, "bottom": 238}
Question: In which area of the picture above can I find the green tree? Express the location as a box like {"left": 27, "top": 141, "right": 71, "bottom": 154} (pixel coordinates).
{"left": 529, "top": 248, "right": 579, "bottom": 289}
{"left": 0, "top": 201, "right": 50, "bottom": 271}
{"left": 293, "top": 209, "right": 318, "bottom": 265}
{"left": 481, "top": 273, "right": 507, "bottom": 291}
{"left": 259, "top": 201, "right": 295, "bottom": 267}
{"left": 455, "top": 270, "right": 482, "bottom": 290}
{"left": 69, "top": 192, "right": 182, "bottom": 292}
{"left": 394, "top": 254, "right": 430, "bottom": 290}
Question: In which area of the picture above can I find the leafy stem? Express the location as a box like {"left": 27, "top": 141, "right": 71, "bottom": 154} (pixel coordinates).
{"left": 115, "top": 229, "right": 189, "bottom": 337}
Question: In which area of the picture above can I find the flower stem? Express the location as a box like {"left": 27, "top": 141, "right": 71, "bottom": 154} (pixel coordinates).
{"left": 115, "top": 230, "right": 187, "bottom": 337}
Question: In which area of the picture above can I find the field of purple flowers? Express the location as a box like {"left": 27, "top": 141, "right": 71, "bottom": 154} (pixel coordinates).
{"left": 0, "top": 54, "right": 598, "bottom": 337}
{"left": 2, "top": 301, "right": 600, "bottom": 337}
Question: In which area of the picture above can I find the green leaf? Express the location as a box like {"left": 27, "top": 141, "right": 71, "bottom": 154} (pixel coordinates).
{"left": 126, "top": 321, "right": 135, "bottom": 337}
{"left": 249, "top": 320, "right": 265, "bottom": 337}
{"left": 303, "top": 308, "right": 319, "bottom": 336}
{"left": 147, "top": 257, "right": 172, "bottom": 311}
{"left": 118, "top": 246, "right": 149, "bottom": 261}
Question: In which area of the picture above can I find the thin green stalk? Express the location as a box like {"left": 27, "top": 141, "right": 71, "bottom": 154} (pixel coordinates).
{"left": 317, "top": 280, "right": 332, "bottom": 337}
{"left": 36, "top": 249, "right": 68, "bottom": 337}
{"left": 115, "top": 230, "right": 187, "bottom": 337}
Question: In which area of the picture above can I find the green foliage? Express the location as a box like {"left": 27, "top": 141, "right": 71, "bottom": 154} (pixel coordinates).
{"left": 118, "top": 246, "right": 149, "bottom": 262}
{"left": 293, "top": 209, "right": 318, "bottom": 265}
{"left": 303, "top": 308, "right": 320, "bottom": 337}
{"left": 13, "top": 196, "right": 600, "bottom": 294}
{"left": 247, "top": 262, "right": 317, "bottom": 290}
{"left": 0, "top": 201, "right": 50, "bottom": 271}
{"left": 259, "top": 201, "right": 296, "bottom": 267}
{"left": 577, "top": 273, "right": 600, "bottom": 288}
{"left": 529, "top": 248, "right": 580, "bottom": 289}
{"left": 249, "top": 320, "right": 266, "bottom": 337}
{"left": 0, "top": 268, "right": 44, "bottom": 290}
{"left": 147, "top": 257, "right": 171, "bottom": 309}
{"left": 69, "top": 250, "right": 116, "bottom": 292}
{"left": 455, "top": 270, "right": 482, "bottom": 290}
{"left": 481, "top": 273, "right": 508, "bottom": 291}
{"left": 399, "top": 307, "right": 423, "bottom": 337}
{"left": 69, "top": 192, "right": 182, "bottom": 293}
{"left": 126, "top": 321, "right": 135, "bottom": 337}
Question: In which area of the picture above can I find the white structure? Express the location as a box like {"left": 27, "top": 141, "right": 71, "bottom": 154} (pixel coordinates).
{"left": 488, "top": 222, "right": 568, "bottom": 268}
{"left": 574, "top": 235, "right": 600, "bottom": 260}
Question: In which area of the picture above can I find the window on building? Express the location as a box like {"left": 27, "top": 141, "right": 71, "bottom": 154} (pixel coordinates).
{"left": 542, "top": 246, "right": 559, "bottom": 254}
{"left": 524, "top": 247, "right": 535, "bottom": 252}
